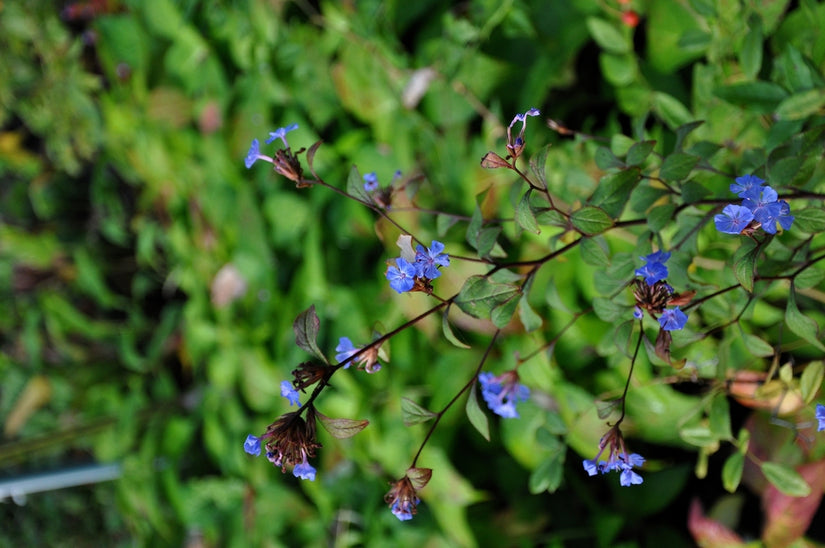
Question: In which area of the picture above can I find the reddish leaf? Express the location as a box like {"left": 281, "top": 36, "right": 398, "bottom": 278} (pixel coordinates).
{"left": 762, "top": 460, "right": 825, "bottom": 547}
{"left": 406, "top": 467, "right": 432, "bottom": 491}
{"left": 687, "top": 498, "right": 745, "bottom": 548}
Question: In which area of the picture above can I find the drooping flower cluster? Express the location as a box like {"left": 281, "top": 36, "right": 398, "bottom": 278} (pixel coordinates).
{"left": 507, "top": 107, "right": 541, "bottom": 159}
{"left": 816, "top": 403, "right": 825, "bottom": 432}
{"left": 335, "top": 337, "right": 383, "bottom": 373}
{"left": 714, "top": 174, "right": 794, "bottom": 235}
{"left": 632, "top": 250, "right": 690, "bottom": 332}
{"left": 243, "top": 380, "right": 320, "bottom": 481}
{"left": 385, "top": 240, "right": 450, "bottom": 294}
{"left": 478, "top": 370, "right": 530, "bottom": 419}
{"left": 384, "top": 468, "right": 431, "bottom": 522}
{"left": 244, "top": 124, "right": 308, "bottom": 185}
{"left": 362, "top": 171, "right": 401, "bottom": 208}
{"left": 582, "top": 425, "right": 645, "bottom": 487}
{"left": 481, "top": 107, "right": 541, "bottom": 168}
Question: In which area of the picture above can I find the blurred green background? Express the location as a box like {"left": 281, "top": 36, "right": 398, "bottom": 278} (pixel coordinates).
{"left": 2, "top": 0, "right": 825, "bottom": 546}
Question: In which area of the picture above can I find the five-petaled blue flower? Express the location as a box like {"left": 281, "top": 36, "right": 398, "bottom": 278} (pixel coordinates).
{"left": 281, "top": 380, "right": 301, "bottom": 406}
{"left": 729, "top": 174, "right": 765, "bottom": 198}
{"left": 265, "top": 123, "right": 299, "bottom": 148}
{"left": 243, "top": 434, "right": 261, "bottom": 456}
{"left": 414, "top": 240, "right": 450, "bottom": 279}
{"left": 714, "top": 204, "right": 755, "bottom": 234}
{"left": 478, "top": 371, "right": 530, "bottom": 418}
{"left": 363, "top": 172, "right": 379, "bottom": 192}
{"left": 635, "top": 251, "right": 670, "bottom": 285}
{"left": 659, "top": 307, "right": 688, "bottom": 331}
{"left": 335, "top": 337, "right": 359, "bottom": 366}
{"left": 816, "top": 404, "right": 825, "bottom": 432}
{"left": 509, "top": 107, "right": 541, "bottom": 128}
{"left": 386, "top": 257, "right": 417, "bottom": 293}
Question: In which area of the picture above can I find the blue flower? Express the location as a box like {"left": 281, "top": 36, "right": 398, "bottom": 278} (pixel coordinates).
{"left": 659, "top": 307, "right": 688, "bottom": 331}
{"left": 265, "top": 123, "right": 299, "bottom": 148}
{"left": 243, "top": 434, "right": 261, "bottom": 456}
{"left": 245, "top": 138, "right": 274, "bottom": 169}
{"left": 633, "top": 306, "right": 644, "bottom": 320}
{"left": 509, "top": 107, "right": 541, "bottom": 128}
{"left": 335, "top": 337, "right": 358, "bottom": 367}
{"left": 478, "top": 371, "right": 530, "bottom": 418}
{"left": 292, "top": 453, "right": 317, "bottom": 481}
{"left": 386, "top": 257, "right": 417, "bottom": 293}
{"left": 391, "top": 499, "right": 419, "bottom": 521}
{"left": 635, "top": 251, "right": 670, "bottom": 285}
{"left": 776, "top": 200, "right": 795, "bottom": 231}
{"left": 816, "top": 404, "right": 825, "bottom": 432}
{"left": 414, "top": 240, "right": 450, "bottom": 279}
{"left": 729, "top": 174, "right": 765, "bottom": 198}
{"left": 714, "top": 204, "right": 754, "bottom": 234}
{"left": 281, "top": 380, "right": 301, "bottom": 406}
{"left": 363, "top": 172, "right": 379, "bottom": 192}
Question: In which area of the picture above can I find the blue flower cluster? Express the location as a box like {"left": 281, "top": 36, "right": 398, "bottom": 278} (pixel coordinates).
{"left": 242, "top": 379, "right": 317, "bottom": 481}
{"left": 633, "top": 251, "right": 688, "bottom": 331}
{"left": 817, "top": 403, "right": 825, "bottom": 432}
{"left": 714, "top": 174, "right": 794, "bottom": 235}
{"left": 583, "top": 451, "right": 645, "bottom": 486}
{"left": 244, "top": 124, "right": 299, "bottom": 169}
{"left": 478, "top": 371, "right": 530, "bottom": 418}
{"left": 386, "top": 240, "right": 450, "bottom": 293}
{"left": 583, "top": 425, "right": 645, "bottom": 487}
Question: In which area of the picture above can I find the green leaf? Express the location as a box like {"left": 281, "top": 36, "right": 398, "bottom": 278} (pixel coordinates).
{"left": 586, "top": 17, "right": 629, "bottom": 53}
{"left": 786, "top": 285, "right": 825, "bottom": 352}
{"left": 442, "top": 309, "right": 471, "bottom": 349}
{"left": 626, "top": 140, "right": 656, "bottom": 166}
{"left": 733, "top": 239, "right": 759, "bottom": 293}
{"left": 709, "top": 394, "right": 732, "bottom": 440}
{"left": 476, "top": 226, "right": 502, "bottom": 258}
{"left": 600, "top": 52, "right": 637, "bottom": 86}
{"left": 739, "top": 20, "right": 763, "bottom": 79}
{"left": 590, "top": 168, "right": 641, "bottom": 218}
{"left": 776, "top": 89, "right": 825, "bottom": 120}
{"left": 534, "top": 208, "right": 568, "bottom": 227}
{"left": 795, "top": 267, "right": 825, "bottom": 290}
{"left": 516, "top": 190, "right": 540, "bottom": 234}
{"left": 456, "top": 275, "right": 520, "bottom": 320}
{"left": 466, "top": 384, "right": 490, "bottom": 441}
{"left": 579, "top": 236, "right": 610, "bottom": 267}
{"left": 742, "top": 334, "right": 775, "bottom": 358}
{"left": 528, "top": 452, "right": 564, "bottom": 494}
{"left": 316, "top": 413, "right": 369, "bottom": 439}
{"left": 761, "top": 462, "right": 811, "bottom": 497}
{"left": 800, "top": 361, "right": 824, "bottom": 405}
{"left": 595, "top": 146, "right": 625, "bottom": 170}
{"left": 437, "top": 213, "right": 459, "bottom": 237}
{"left": 518, "top": 296, "right": 543, "bottom": 332}
{"left": 593, "top": 297, "right": 623, "bottom": 322}
{"left": 674, "top": 120, "right": 704, "bottom": 151}
{"left": 293, "top": 305, "right": 329, "bottom": 363}
{"left": 722, "top": 452, "right": 745, "bottom": 493}
{"left": 491, "top": 294, "right": 521, "bottom": 328}
{"left": 345, "top": 165, "right": 370, "bottom": 203}
{"left": 791, "top": 207, "right": 825, "bottom": 233}
{"left": 652, "top": 92, "right": 693, "bottom": 129}
{"left": 679, "top": 425, "right": 718, "bottom": 447}
{"left": 659, "top": 152, "right": 699, "bottom": 181}
{"left": 571, "top": 206, "right": 613, "bottom": 235}
{"left": 681, "top": 180, "right": 711, "bottom": 203}
{"left": 647, "top": 204, "right": 676, "bottom": 232}
{"left": 401, "top": 398, "right": 438, "bottom": 426}
{"left": 713, "top": 81, "right": 789, "bottom": 113}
